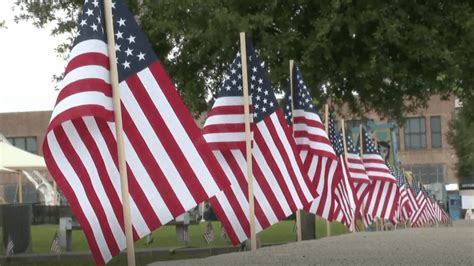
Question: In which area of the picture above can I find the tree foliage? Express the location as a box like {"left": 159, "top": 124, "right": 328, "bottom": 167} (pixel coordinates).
{"left": 14, "top": 0, "right": 474, "bottom": 119}
{"left": 448, "top": 95, "right": 474, "bottom": 177}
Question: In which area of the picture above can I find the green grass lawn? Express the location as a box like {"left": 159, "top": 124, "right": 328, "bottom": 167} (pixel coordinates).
{"left": 30, "top": 219, "right": 349, "bottom": 253}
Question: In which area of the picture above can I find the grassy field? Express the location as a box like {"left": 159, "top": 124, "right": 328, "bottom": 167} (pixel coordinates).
{"left": 29, "top": 219, "right": 348, "bottom": 253}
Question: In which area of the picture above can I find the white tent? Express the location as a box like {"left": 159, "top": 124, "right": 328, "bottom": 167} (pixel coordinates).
{"left": 0, "top": 166, "right": 14, "bottom": 172}
{"left": 0, "top": 141, "right": 46, "bottom": 171}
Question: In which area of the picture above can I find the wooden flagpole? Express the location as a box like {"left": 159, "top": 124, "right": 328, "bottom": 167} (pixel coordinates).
{"left": 340, "top": 120, "right": 348, "bottom": 168}
{"left": 340, "top": 120, "right": 354, "bottom": 231}
{"left": 18, "top": 171, "right": 23, "bottom": 204}
{"left": 289, "top": 60, "right": 303, "bottom": 242}
{"left": 103, "top": 1, "right": 136, "bottom": 265}
{"left": 324, "top": 104, "right": 331, "bottom": 237}
{"left": 239, "top": 32, "right": 257, "bottom": 251}
{"left": 359, "top": 124, "right": 365, "bottom": 231}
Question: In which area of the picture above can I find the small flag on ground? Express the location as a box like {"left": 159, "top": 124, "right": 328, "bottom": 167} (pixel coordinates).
{"left": 203, "top": 222, "right": 215, "bottom": 244}
{"left": 6, "top": 235, "right": 14, "bottom": 256}
{"left": 183, "top": 226, "right": 190, "bottom": 243}
{"left": 50, "top": 232, "right": 61, "bottom": 255}
{"left": 42, "top": 0, "right": 230, "bottom": 264}
{"left": 220, "top": 223, "right": 227, "bottom": 240}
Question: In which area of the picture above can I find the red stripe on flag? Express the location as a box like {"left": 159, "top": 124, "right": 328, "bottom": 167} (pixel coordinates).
{"left": 253, "top": 128, "right": 298, "bottom": 212}
{"left": 125, "top": 74, "right": 208, "bottom": 204}
{"left": 48, "top": 106, "right": 114, "bottom": 133}
{"left": 95, "top": 119, "right": 160, "bottom": 232}
{"left": 121, "top": 109, "right": 186, "bottom": 217}
{"left": 148, "top": 62, "right": 230, "bottom": 190}
{"left": 43, "top": 138, "right": 106, "bottom": 266}
{"left": 202, "top": 124, "right": 246, "bottom": 134}
{"left": 72, "top": 119, "right": 125, "bottom": 231}
{"left": 209, "top": 196, "right": 243, "bottom": 245}
{"left": 263, "top": 117, "right": 307, "bottom": 206}
{"left": 56, "top": 78, "right": 112, "bottom": 105}
{"left": 53, "top": 126, "right": 120, "bottom": 258}
{"left": 293, "top": 117, "right": 326, "bottom": 131}
{"left": 252, "top": 157, "right": 287, "bottom": 220}
{"left": 64, "top": 52, "right": 110, "bottom": 75}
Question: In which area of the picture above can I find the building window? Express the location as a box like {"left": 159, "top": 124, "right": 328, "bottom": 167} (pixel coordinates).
{"left": 431, "top": 116, "right": 442, "bottom": 148}
{"left": 6, "top": 136, "right": 38, "bottom": 154}
{"left": 404, "top": 164, "right": 444, "bottom": 184}
{"left": 404, "top": 117, "right": 426, "bottom": 149}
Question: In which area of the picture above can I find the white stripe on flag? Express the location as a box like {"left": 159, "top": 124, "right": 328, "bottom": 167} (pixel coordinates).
{"left": 47, "top": 132, "right": 112, "bottom": 262}
{"left": 137, "top": 68, "right": 220, "bottom": 197}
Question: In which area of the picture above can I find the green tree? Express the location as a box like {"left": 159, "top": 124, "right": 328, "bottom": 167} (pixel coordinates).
{"left": 14, "top": 0, "right": 474, "bottom": 119}
{"left": 449, "top": 94, "right": 474, "bottom": 177}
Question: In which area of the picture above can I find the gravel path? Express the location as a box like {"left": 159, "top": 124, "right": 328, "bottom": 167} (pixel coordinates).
{"left": 150, "top": 223, "right": 474, "bottom": 265}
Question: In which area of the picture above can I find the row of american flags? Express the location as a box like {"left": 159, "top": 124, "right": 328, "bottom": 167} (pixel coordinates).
{"left": 43, "top": 1, "right": 449, "bottom": 265}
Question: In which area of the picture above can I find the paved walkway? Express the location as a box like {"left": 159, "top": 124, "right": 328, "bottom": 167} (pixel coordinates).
{"left": 150, "top": 222, "right": 474, "bottom": 265}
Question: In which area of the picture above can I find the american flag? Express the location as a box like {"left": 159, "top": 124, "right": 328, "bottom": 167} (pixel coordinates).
{"left": 202, "top": 40, "right": 316, "bottom": 245}
{"left": 203, "top": 222, "right": 215, "bottom": 244}
{"left": 395, "top": 170, "right": 412, "bottom": 223}
{"left": 281, "top": 66, "right": 340, "bottom": 221}
{"left": 404, "top": 175, "right": 419, "bottom": 221}
{"left": 345, "top": 134, "right": 371, "bottom": 221}
{"left": 43, "top": 1, "right": 229, "bottom": 264}
{"left": 410, "top": 179, "right": 428, "bottom": 227}
{"left": 421, "top": 186, "right": 437, "bottom": 224}
{"left": 359, "top": 128, "right": 399, "bottom": 224}
{"left": 5, "top": 235, "right": 14, "bottom": 256}
{"left": 50, "top": 232, "right": 61, "bottom": 255}
{"left": 326, "top": 113, "right": 357, "bottom": 231}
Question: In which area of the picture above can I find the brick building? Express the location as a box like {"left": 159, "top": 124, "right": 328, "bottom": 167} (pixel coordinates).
{"left": 0, "top": 111, "right": 52, "bottom": 204}
{"left": 336, "top": 95, "right": 458, "bottom": 203}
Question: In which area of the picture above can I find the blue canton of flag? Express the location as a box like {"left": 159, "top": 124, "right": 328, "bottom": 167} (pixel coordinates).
{"left": 395, "top": 169, "right": 405, "bottom": 188}
{"left": 282, "top": 66, "right": 319, "bottom": 125}
{"left": 345, "top": 134, "right": 359, "bottom": 155}
{"left": 218, "top": 55, "right": 243, "bottom": 97}
{"left": 327, "top": 113, "right": 344, "bottom": 156}
{"left": 74, "top": 0, "right": 155, "bottom": 82}
{"left": 246, "top": 42, "right": 278, "bottom": 123}
{"left": 360, "top": 128, "right": 381, "bottom": 155}
{"left": 412, "top": 178, "right": 421, "bottom": 195}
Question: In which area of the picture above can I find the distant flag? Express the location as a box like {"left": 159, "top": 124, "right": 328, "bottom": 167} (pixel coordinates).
{"left": 5, "top": 235, "right": 14, "bottom": 256}
{"left": 421, "top": 186, "right": 437, "bottom": 224}
{"left": 359, "top": 128, "right": 399, "bottom": 224}
{"left": 220, "top": 223, "right": 228, "bottom": 240}
{"left": 404, "top": 175, "right": 419, "bottom": 221}
{"left": 345, "top": 134, "right": 371, "bottom": 221}
{"left": 42, "top": 0, "right": 230, "bottom": 264}
{"left": 182, "top": 226, "right": 190, "bottom": 244}
{"left": 202, "top": 39, "right": 316, "bottom": 245}
{"left": 410, "top": 179, "right": 428, "bottom": 227}
{"left": 203, "top": 222, "right": 215, "bottom": 244}
{"left": 395, "top": 170, "right": 412, "bottom": 223}
{"left": 281, "top": 66, "right": 341, "bottom": 221}
{"left": 326, "top": 113, "right": 357, "bottom": 231}
{"left": 50, "top": 232, "right": 61, "bottom": 255}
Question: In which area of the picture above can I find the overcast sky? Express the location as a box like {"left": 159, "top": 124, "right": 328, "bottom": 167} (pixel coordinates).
{"left": 0, "top": 0, "right": 67, "bottom": 113}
